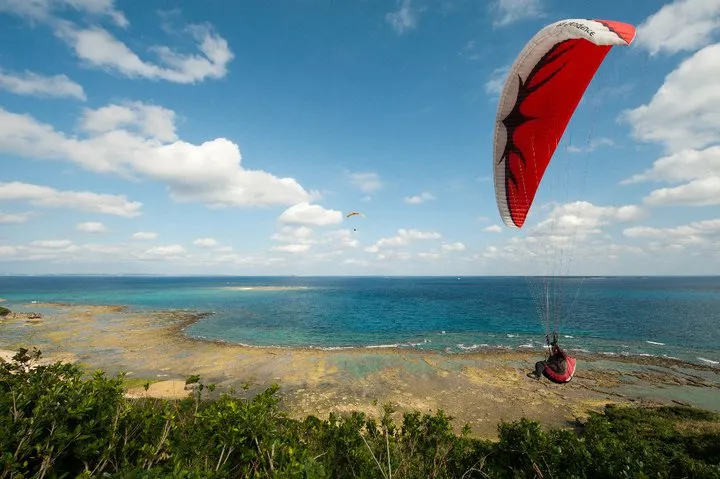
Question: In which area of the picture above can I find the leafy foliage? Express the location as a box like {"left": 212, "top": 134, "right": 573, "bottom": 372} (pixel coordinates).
{"left": 1, "top": 348, "right": 719, "bottom": 478}
{"left": 0, "top": 307, "right": 10, "bottom": 317}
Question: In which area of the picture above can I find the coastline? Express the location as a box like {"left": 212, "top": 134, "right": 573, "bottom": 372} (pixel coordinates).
{"left": 2, "top": 301, "right": 719, "bottom": 438}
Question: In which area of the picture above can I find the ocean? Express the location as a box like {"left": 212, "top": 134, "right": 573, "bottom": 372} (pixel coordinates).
{"left": 1, "top": 275, "right": 719, "bottom": 367}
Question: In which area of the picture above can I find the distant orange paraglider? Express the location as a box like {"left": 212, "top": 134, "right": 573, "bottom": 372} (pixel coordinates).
{"left": 346, "top": 211, "right": 365, "bottom": 231}
{"left": 346, "top": 211, "right": 365, "bottom": 218}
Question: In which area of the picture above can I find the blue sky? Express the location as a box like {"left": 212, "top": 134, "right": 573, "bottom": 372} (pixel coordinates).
{"left": 0, "top": 0, "right": 718, "bottom": 275}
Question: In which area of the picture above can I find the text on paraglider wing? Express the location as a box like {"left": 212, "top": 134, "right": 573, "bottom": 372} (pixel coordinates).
{"left": 555, "top": 21, "right": 595, "bottom": 37}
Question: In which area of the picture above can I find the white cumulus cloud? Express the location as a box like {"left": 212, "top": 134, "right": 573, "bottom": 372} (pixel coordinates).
{"left": 485, "top": 65, "right": 509, "bottom": 96}
{"left": 80, "top": 101, "right": 177, "bottom": 142}
{"left": 271, "top": 226, "right": 316, "bottom": 244}
{"left": 622, "top": 146, "right": 720, "bottom": 185}
{"left": 278, "top": 202, "right": 343, "bottom": 226}
{"left": 566, "top": 137, "right": 614, "bottom": 154}
{"left": 365, "top": 228, "right": 441, "bottom": 253}
{"left": 0, "top": 69, "right": 86, "bottom": 100}
{"left": 481, "top": 200, "right": 647, "bottom": 273}
{"left": 644, "top": 177, "right": 720, "bottom": 206}
{"left": 0, "top": 103, "right": 317, "bottom": 209}
{"left": 635, "top": 0, "right": 720, "bottom": 55}
{"left": 386, "top": 0, "right": 418, "bottom": 34}
{"left": 533, "top": 201, "right": 644, "bottom": 239}
{"left": 0, "top": 0, "right": 233, "bottom": 85}
{"left": 132, "top": 231, "right": 158, "bottom": 240}
{"left": 55, "top": 23, "right": 233, "bottom": 84}
{"left": 76, "top": 222, "right": 108, "bottom": 233}
{"left": 0, "top": 211, "right": 34, "bottom": 224}
{"left": 404, "top": 192, "right": 435, "bottom": 204}
{"left": 621, "top": 38, "right": 720, "bottom": 208}
{"left": 0, "top": 0, "right": 128, "bottom": 27}
{"left": 342, "top": 258, "right": 369, "bottom": 266}
{"left": 622, "top": 43, "right": 720, "bottom": 153}
{"left": 0, "top": 181, "right": 141, "bottom": 217}
{"left": 323, "top": 229, "right": 359, "bottom": 250}
{"left": 193, "top": 238, "right": 218, "bottom": 247}
{"left": 624, "top": 218, "right": 720, "bottom": 255}
{"left": 30, "top": 239, "right": 73, "bottom": 248}
{"left": 271, "top": 244, "right": 311, "bottom": 254}
{"left": 441, "top": 242, "right": 466, "bottom": 252}
{"left": 349, "top": 172, "right": 381, "bottom": 193}
{"left": 145, "top": 244, "right": 185, "bottom": 256}
{"left": 490, "top": 0, "right": 544, "bottom": 27}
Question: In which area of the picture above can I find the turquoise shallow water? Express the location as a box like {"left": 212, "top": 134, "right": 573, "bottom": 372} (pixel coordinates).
{"left": 1, "top": 275, "right": 719, "bottom": 367}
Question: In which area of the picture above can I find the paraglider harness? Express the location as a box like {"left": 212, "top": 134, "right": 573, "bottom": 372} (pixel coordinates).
{"left": 541, "top": 333, "right": 576, "bottom": 384}
{"left": 545, "top": 333, "right": 560, "bottom": 357}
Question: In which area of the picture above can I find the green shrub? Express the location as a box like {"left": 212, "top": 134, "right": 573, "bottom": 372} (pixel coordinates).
{"left": 1, "top": 347, "right": 719, "bottom": 478}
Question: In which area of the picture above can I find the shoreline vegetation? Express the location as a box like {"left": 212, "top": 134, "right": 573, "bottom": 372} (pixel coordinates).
{"left": 2, "top": 301, "right": 720, "bottom": 476}
{"left": 2, "top": 348, "right": 720, "bottom": 477}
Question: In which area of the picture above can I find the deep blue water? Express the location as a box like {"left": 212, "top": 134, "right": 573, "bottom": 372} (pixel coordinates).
{"left": 1, "top": 276, "right": 719, "bottom": 366}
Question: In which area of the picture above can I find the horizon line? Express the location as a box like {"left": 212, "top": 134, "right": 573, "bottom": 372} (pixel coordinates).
{"left": 2, "top": 274, "right": 719, "bottom": 278}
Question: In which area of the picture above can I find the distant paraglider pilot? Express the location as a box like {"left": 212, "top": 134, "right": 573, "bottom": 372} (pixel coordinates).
{"left": 527, "top": 333, "right": 576, "bottom": 383}
{"left": 346, "top": 211, "right": 364, "bottom": 233}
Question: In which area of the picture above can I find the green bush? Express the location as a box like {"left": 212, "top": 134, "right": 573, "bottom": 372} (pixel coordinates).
{"left": 0, "top": 306, "right": 10, "bottom": 317}
{"left": 1, "top": 347, "right": 719, "bottom": 478}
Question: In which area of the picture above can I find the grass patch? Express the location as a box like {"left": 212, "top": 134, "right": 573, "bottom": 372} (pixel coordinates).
{"left": 122, "top": 376, "right": 161, "bottom": 389}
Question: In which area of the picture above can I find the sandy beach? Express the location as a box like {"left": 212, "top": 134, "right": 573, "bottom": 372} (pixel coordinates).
{"left": 2, "top": 301, "right": 719, "bottom": 439}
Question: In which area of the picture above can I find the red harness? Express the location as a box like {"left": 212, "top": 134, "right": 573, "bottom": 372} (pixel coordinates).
{"left": 543, "top": 356, "right": 577, "bottom": 384}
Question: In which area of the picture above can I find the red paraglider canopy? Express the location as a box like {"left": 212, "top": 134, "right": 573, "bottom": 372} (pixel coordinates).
{"left": 492, "top": 19, "right": 636, "bottom": 229}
